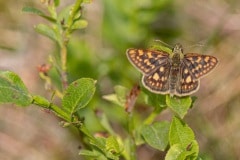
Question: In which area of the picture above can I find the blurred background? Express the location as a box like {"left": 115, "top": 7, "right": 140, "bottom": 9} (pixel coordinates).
{"left": 0, "top": 0, "right": 240, "bottom": 159}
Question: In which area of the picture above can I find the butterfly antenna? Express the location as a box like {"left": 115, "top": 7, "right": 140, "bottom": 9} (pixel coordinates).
{"left": 185, "top": 42, "right": 206, "bottom": 50}
{"left": 153, "top": 39, "right": 172, "bottom": 48}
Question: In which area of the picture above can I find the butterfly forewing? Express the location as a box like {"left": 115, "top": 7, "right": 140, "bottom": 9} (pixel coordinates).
{"left": 183, "top": 53, "right": 218, "bottom": 79}
{"left": 142, "top": 62, "right": 171, "bottom": 93}
{"left": 126, "top": 49, "right": 169, "bottom": 75}
{"left": 176, "top": 64, "right": 199, "bottom": 96}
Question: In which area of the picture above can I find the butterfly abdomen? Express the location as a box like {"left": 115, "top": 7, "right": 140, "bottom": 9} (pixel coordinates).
{"left": 169, "top": 67, "right": 180, "bottom": 96}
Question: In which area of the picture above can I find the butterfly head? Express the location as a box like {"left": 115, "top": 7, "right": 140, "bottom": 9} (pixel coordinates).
{"left": 173, "top": 43, "right": 183, "bottom": 54}
{"left": 171, "top": 43, "right": 184, "bottom": 60}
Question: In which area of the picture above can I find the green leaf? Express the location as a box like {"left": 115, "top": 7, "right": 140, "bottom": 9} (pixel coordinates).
{"left": 149, "top": 40, "right": 172, "bottom": 54}
{"left": 67, "top": 0, "right": 82, "bottom": 26}
{"left": 54, "top": 0, "right": 60, "bottom": 6}
{"left": 143, "top": 88, "right": 166, "bottom": 108}
{"left": 121, "top": 138, "right": 134, "bottom": 160}
{"left": 35, "top": 24, "right": 58, "bottom": 43}
{"left": 57, "top": 5, "right": 73, "bottom": 25}
{"left": 102, "top": 85, "right": 129, "bottom": 107}
{"left": 141, "top": 121, "right": 170, "bottom": 151}
{"left": 79, "top": 149, "right": 101, "bottom": 157}
{"left": 62, "top": 78, "right": 96, "bottom": 115}
{"left": 79, "top": 149, "right": 108, "bottom": 160}
{"left": 185, "top": 140, "right": 199, "bottom": 160}
{"left": 83, "top": 0, "right": 93, "bottom": 3}
{"left": 90, "top": 137, "right": 106, "bottom": 152}
{"left": 22, "top": 6, "right": 45, "bottom": 15}
{"left": 114, "top": 85, "right": 129, "bottom": 105}
{"left": 166, "top": 95, "right": 192, "bottom": 118}
{"left": 87, "top": 136, "right": 121, "bottom": 160}
{"left": 80, "top": 125, "right": 95, "bottom": 139}
{"left": 90, "top": 137, "right": 118, "bottom": 160}
{"left": 102, "top": 94, "right": 121, "bottom": 106}
{"left": 22, "top": 6, "right": 56, "bottom": 22}
{"left": 169, "top": 116, "right": 195, "bottom": 148}
{"left": 134, "top": 125, "right": 146, "bottom": 145}
{"left": 190, "top": 96, "right": 198, "bottom": 108}
{"left": 165, "top": 140, "right": 199, "bottom": 160}
{"left": 99, "top": 113, "right": 115, "bottom": 135}
{"left": 106, "top": 136, "right": 121, "bottom": 153}
{"left": 71, "top": 20, "right": 88, "bottom": 30}
{"left": 0, "top": 71, "right": 32, "bottom": 106}
{"left": 165, "top": 144, "right": 186, "bottom": 160}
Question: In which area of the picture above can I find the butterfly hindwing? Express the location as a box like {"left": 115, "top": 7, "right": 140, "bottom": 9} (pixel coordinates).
{"left": 142, "top": 62, "right": 171, "bottom": 93}
{"left": 126, "top": 49, "right": 169, "bottom": 75}
{"left": 176, "top": 63, "right": 199, "bottom": 96}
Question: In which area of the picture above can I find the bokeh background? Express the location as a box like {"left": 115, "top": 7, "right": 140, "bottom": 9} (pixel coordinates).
{"left": 0, "top": 0, "right": 240, "bottom": 159}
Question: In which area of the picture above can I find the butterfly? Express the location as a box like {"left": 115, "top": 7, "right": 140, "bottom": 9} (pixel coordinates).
{"left": 126, "top": 43, "right": 218, "bottom": 97}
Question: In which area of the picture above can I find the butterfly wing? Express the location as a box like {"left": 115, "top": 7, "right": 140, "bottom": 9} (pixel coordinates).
{"left": 126, "top": 49, "right": 170, "bottom": 75}
{"left": 142, "top": 61, "right": 171, "bottom": 94}
{"left": 175, "top": 53, "right": 218, "bottom": 96}
{"left": 176, "top": 63, "right": 199, "bottom": 96}
{"left": 183, "top": 53, "right": 218, "bottom": 79}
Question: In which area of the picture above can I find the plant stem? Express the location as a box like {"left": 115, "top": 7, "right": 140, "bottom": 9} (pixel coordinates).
{"left": 32, "top": 95, "right": 71, "bottom": 122}
{"left": 128, "top": 137, "right": 137, "bottom": 160}
{"left": 144, "top": 107, "right": 165, "bottom": 125}
{"left": 127, "top": 114, "right": 137, "bottom": 160}
{"left": 60, "top": 44, "right": 68, "bottom": 89}
{"left": 59, "top": 0, "right": 84, "bottom": 90}
{"left": 67, "top": 0, "right": 83, "bottom": 27}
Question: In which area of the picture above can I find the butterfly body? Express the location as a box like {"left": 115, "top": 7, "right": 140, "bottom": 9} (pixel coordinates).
{"left": 169, "top": 44, "right": 182, "bottom": 96}
{"left": 126, "top": 43, "right": 218, "bottom": 97}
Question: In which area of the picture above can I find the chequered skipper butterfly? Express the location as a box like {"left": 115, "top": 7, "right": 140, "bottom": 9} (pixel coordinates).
{"left": 126, "top": 43, "right": 218, "bottom": 97}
